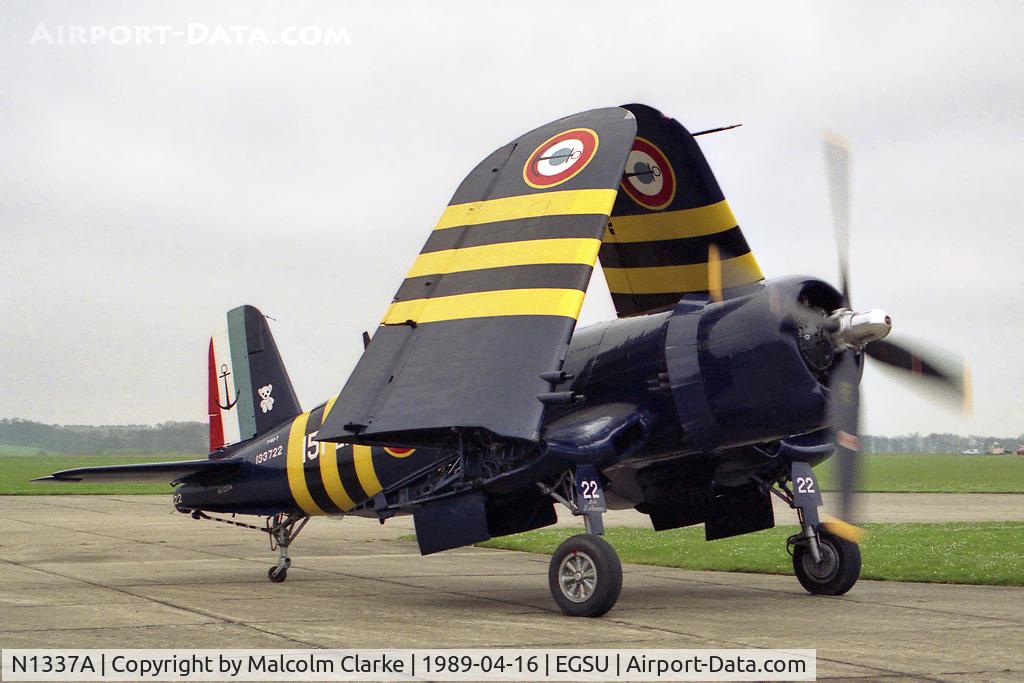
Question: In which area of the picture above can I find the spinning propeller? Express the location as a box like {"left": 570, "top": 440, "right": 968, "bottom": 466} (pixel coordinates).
{"left": 816, "top": 131, "right": 971, "bottom": 538}
{"left": 706, "top": 131, "right": 971, "bottom": 541}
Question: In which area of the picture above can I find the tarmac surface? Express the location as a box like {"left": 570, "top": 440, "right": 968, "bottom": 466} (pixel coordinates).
{"left": 1, "top": 494, "right": 1022, "bottom": 681}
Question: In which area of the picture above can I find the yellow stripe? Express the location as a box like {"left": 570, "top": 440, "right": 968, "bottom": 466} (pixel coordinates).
{"left": 605, "top": 200, "right": 738, "bottom": 243}
{"left": 603, "top": 252, "right": 763, "bottom": 295}
{"left": 435, "top": 189, "right": 618, "bottom": 230}
{"left": 322, "top": 394, "right": 339, "bottom": 422}
{"left": 319, "top": 441, "right": 356, "bottom": 512}
{"left": 383, "top": 288, "right": 586, "bottom": 325}
{"left": 286, "top": 413, "right": 325, "bottom": 516}
{"left": 353, "top": 445, "right": 383, "bottom": 498}
{"left": 407, "top": 238, "right": 601, "bottom": 278}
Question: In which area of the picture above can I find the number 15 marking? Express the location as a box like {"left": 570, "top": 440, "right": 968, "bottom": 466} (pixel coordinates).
{"left": 304, "top": 431, "right": 320, "bottom": 462}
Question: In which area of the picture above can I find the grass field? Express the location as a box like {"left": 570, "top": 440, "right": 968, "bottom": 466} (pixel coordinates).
{"left": 479, "top": 522, "right": 1024, "bottom": 586}
{"left": 0, "top": 452, "right": 198, "bottom": 495}
{"left": 0, "top": 444, "right": 72, "bottom": 456}
{"left": 1, "top": 450, "right": 1022, "bottom": 495}
{"left": 815, "top": 454, "right": 1024, "bottom": 493}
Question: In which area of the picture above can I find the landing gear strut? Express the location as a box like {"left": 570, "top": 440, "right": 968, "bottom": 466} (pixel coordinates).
{"left": 539, "top": 466, "right": 622, "bottom": 617}
{"left": 189, "top": 509, "right": 311, "bottom": 582}
{"left": 266, "top": 513, "right": 308, "bottom": 583}
{"left": 772, "top": 461, "right": 861, "bottom": 596}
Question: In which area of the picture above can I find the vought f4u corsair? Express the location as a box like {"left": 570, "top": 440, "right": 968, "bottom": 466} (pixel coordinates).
{"left": 41, "top": 104, "right": 969, "bottom": 616}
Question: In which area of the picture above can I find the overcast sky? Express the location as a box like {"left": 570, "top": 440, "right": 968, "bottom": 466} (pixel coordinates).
{"left": 2, "top": 1, "right": 1022, "bottom": 437}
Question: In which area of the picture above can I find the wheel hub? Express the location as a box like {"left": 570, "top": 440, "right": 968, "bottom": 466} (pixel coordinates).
{"left": 802, "top": 540, "right": 839, "bottom": 582}
{"left": 558, "top": 551, "right": 598, "bottom": 603}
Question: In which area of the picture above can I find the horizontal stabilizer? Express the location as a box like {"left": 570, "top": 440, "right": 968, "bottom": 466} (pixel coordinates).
{"left": 33, "top": 458, "right": 242, "bottom": 485}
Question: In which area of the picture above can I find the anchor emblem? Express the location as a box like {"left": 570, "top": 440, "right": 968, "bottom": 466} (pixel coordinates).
{"left": 218, "top": 363, "right": 237, "bottom": 410}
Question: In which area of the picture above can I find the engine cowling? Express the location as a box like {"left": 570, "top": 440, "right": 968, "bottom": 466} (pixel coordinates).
{"left": 665, "top": 276, "right": 846, "bottom": 452}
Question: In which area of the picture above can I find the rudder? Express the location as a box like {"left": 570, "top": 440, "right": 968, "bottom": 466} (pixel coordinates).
{"left": 208, "top": 305, "right": 301, "bottom": 452}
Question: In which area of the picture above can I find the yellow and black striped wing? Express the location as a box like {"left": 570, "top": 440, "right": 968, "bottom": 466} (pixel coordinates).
{"left": 320, "top": 107, "right": 637, "bottom": 448}
{"left": 601, "top": 103, "right": 764, "bottom": 316}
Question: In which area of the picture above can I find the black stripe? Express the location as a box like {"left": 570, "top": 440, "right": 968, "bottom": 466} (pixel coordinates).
{"left": 610, "top": 292, "right": 685, "bottom": 317}
{"left": 336, "top": 444, "right": 368, "bottom": 504}
{"left": 394, "top": 263, "right": 593, "bottom": 301}
{"left": 598, "top": 226, "right": 751, "bottom": 269}
{"left": 422, "top": 214, "right": 607, "bottom": 253}
{"left": 303, "top": 407, "right": 342, "bottom": 514}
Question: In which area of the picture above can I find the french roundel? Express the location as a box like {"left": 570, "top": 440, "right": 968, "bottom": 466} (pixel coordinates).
{"left": 384, "top": 446, "right": 415, "bottom": 458}
{"left": 523, "top": 128, "right": 600, "bottom": 189}
{"left": 621, "top": 137, "right": 676, "bottom": 210}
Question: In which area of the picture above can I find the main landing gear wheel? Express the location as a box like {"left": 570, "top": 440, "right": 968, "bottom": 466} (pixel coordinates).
{"left": 792, "top": 526, "right": 861, "bottom": 595}
{"left": 267, "top": 558, "right": 291, "bottom": 583}
{"left": 548, "top": 534, "right": 622, "bottom": 617}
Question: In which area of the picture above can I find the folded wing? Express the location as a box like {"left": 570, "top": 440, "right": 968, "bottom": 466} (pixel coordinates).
{"left": 601, "top": 103, "right": 764, "bottom": 316}
{"left": 319, "top": 107, "right": 637, "bottom": 449}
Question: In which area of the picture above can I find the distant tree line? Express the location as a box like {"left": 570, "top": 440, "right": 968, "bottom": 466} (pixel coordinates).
{"left": 2, "top": 418, "right": 1021, "bottom": 456}
{"left": 862, "top": 433, "right": 1023, "bottom": 454}
{"left": 0, "top": 418, "right": 206, "bottom": 455}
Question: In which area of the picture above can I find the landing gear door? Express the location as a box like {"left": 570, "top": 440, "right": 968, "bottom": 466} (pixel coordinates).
{"left": 791, "top": 461, "right": 823, "bottom": 509}
{"left": 574, "top": 465, "right": 607, "bottom": 514}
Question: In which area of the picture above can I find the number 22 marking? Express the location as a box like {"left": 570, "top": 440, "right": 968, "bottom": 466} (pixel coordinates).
{"left": 796, "top": 476, "right": 816, "bottom": 494}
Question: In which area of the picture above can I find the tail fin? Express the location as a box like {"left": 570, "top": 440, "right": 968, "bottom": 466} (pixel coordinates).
{"left": 208, "top": 305, "right": 301, "bottom": 452}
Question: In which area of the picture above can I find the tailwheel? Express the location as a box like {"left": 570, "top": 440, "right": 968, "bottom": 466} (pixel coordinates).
{"left": 792, "top": 526, "right": 861, "bottom": 595}
{"left": 267, "top": 558, "right": 291, "bottom": 583}
{"left": 266, "top": 513, "right": 307, "bottom": 584}
{"left": 548, "top": 534, "right": 622, "bottom": 617}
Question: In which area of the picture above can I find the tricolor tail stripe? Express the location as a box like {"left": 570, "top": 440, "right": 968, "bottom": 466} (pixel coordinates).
{"left": 207, "top": 339, "right": 225, "bottom": 451}
{"left": 226, "top": 307, "right": 256, "bottom": 439}
{"left": 210, "top": 325, "right": 242, "bottom": 446}
{"left": 382, "top": 189, "right": 615, "bottom": 327}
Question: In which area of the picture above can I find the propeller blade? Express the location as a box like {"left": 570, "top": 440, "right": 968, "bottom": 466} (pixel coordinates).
{"left": 707, "top": 243, "right": 723, "bottom": 303}
{"left": 827, "top": 351, "right": 861, "bottom": 522}
{"left": 823, "top": 130, "right": 852, "bottom": 306}
{"left": 864, "top": 338, "right": 972, "bottom": 410}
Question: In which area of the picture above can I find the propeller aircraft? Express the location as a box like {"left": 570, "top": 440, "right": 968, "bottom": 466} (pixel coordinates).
{"left": 38, "top": 104, "right": 969, "bottom": 617}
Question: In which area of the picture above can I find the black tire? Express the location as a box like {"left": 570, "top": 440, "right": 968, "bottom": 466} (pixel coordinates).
{"left": 268, "top": 566, "right": 287, "bottom": 583}
{"left": 548, "top": 534, "right": 622, "bottom": 617}
{"left": 792, "top": 527, "right": 861, "bottom": 595}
